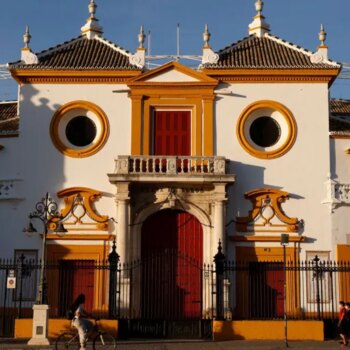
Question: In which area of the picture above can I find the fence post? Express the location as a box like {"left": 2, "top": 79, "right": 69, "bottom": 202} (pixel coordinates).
{"left": 108, "top": 240, "right": 120, "bottom": 319}
{"left": 17, "top": 254, "right": 25, "bottom": 318}
{"left": 313, "top": 255, "right": 321, "bottom": 320}
{"left": 214, "top": 240, "right": 226, "bottom": 320}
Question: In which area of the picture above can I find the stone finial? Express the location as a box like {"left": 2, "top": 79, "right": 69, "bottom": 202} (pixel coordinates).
{"left": 23, "top": 26, "right": 31, "bottom": 48}
{"left": 255, "top": 0, "right": 263, "bottom": 15}
{"left": 311, "top": 24, "right": 328, "bottom": 63}
{"left": 21, "top": 26, "right": 38, "bottom": 64}
{"left": 138, "top": 25, "right": 146, "bottom": 49}
{"left": 81, "top": 0, "right": 103, "bottom": 39}
{"left": 248, "top": 0, "right": 270, "bottom": 37}
{"left": 201, "top": 24, "right": 219, "bottom": 65}
{"left": 203, "top": 24, "right": 211, "bottom": 48}
{"left": 129, "top": 25, "right": 146, "bottom": 68}
{"left": 319, "top": 24, "right": 327, "bottom": 46}
{"left": 88, "top": 0, "right": 97, "bottom": 18}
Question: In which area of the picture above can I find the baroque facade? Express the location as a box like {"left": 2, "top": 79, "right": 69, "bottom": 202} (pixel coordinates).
{"left": 1, "top": 0, "right": 350, "bottom": 339}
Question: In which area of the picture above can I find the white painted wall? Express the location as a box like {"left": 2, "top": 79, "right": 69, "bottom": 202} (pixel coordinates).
{"left": 214, "top": 83, "right": 332, "bottom": 259}
{"left": 0, "top": 83, "right": 131, "bottom": 257}
{"left": 330, "top": 137, "right": 350, "bottom": 247}
{"left": 0, "top": 74, "right": 342, "bottom": 263}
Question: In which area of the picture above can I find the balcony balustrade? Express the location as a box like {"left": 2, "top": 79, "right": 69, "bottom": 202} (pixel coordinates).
{"left": 114, "top": 155, "right": 227, "bottom": 176}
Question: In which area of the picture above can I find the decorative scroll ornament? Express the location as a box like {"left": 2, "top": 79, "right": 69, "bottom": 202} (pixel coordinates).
{"left": 202, "top": 47, "right": 219, "bottom": 65}
{"left": 236, "top": 188, "right": 299, "bottom": 233}
{"left": 50, "top": 187, "right": 109, "bottom": 231}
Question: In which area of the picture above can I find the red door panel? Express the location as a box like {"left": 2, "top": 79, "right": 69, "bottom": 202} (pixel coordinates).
{"left": 154, "top": 111, "right": 191, "bottom": 156}
{"left": 59, "top": 260, "right": 94, "bottom": 316}
{"left": 266, "top": 268, "right": 284, "bottom": 317}
{"left": 141, "top": 210, "right": 203, "bottom": 320}
{"left": 249, "top": 262, "right": 284, "bottom": 318}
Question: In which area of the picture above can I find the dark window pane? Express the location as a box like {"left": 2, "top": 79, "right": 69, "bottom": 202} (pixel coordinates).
{"left": 249, "top": 116, "right": 281, "bottom": 148}
{"left": 65, "top": 116, "right": 96, "bottom": 147}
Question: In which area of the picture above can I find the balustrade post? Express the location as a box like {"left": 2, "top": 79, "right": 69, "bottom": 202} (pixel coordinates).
{"left": 108, "top": 241, "right": 120, "bottom": 318}
{"left": 214, "top": 241, "right": 226, "bottom": 320}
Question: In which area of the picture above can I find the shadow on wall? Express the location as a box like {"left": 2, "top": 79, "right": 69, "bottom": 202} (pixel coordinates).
{"left": 15, "top": 83, "right": 67, "bottom": 246}
{"left": 225, "top": 160, "right": 266, "bottom": 231}
{"left": 225, "top": 160, "right": 306, "bottom": 250}
{"left": 329, "top": 138, "right": 338, "bottom": 180}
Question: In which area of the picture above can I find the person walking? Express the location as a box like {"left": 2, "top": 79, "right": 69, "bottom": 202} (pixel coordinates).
{"left": 346, "top": 303, "right": 350, "bottom": 340}
{"left": 70, "top": 293, "right": 93, "bottom": 350}
{"left": 339, "top": 301, "right": 349, "bottom": 348}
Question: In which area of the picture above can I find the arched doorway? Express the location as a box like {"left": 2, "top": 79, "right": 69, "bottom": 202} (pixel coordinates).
{"left": 141, "top": 209, "right": 203, "bottom": 320}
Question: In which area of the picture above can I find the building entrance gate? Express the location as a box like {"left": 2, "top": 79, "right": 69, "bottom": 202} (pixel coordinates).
{"left": 118, "top": 209, "right": 212, "bottom": 339}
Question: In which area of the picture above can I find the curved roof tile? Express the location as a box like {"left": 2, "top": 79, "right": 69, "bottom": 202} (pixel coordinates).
{"left": 9, "top": 36, "right": 139, "bottom": 70}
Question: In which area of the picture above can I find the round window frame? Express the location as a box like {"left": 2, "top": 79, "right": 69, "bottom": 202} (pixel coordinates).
{"left": 236, "top": 100, "right": 297, "bottom": 159}
{"left": 50, "top": 101, "right": 109, "bottom": 158}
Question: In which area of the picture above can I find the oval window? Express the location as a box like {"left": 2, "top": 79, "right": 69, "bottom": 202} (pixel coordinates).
{"left": 65, "top": 116, "right": 97, "bottom": 147}
{"left": 249, "top": 116, "right": 281, "bottom": 148}
{"left": 236, "top": 100, "right": 297, "bottom": 159}
{"left": 50, "top": 101, "right": 109, "bottom": 158}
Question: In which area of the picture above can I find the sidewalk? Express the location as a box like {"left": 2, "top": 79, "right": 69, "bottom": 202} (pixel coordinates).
{"left": 0, "top": 339, "right": 344, "bottom": 350}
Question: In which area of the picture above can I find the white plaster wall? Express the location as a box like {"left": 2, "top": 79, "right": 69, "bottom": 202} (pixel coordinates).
{"left": 215, "top": 83, "right": 332, "bottom": 259}
{"left": 0, "top": 78, "right": 337, "bottom": 262}
{"left": 0, "top": 83, "right": 131, "bottom": 257}
{"left": 330, "top": 138, "right": 350, "bottom": 182}
{"left": 330, "top": 137, "right": 350, "bottom": 247}
{"left": 0, "top": 138, "right": 21, "bottom": 179}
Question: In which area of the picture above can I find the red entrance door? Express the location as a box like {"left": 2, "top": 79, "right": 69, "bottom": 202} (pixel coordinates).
{"left": 249, "top": 262, "right": 284, "bottom": 318}
{"left": 141, "top": 210, "right": 203, "bottom": 320}
{"left": 154, "top": 111, "right": 191, "bottom": 156}
{"left": 59, "top": 260, "right": 94, "bottom": 316}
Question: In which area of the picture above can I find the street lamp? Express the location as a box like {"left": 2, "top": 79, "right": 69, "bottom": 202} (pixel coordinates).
{"left": 23, "top": 192, "right": 67, "bottom": 305}
{"left": 280, "top": 233, "right": 289, "bottom": 348}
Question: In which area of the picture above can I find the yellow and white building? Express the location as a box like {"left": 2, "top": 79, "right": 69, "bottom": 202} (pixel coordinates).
{"left": 1, "top": 0, "right": 350, "bottom": 341}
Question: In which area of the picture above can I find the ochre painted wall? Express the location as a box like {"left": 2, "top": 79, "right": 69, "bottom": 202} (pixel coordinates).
{"left": 213, "top": 320, "right": 324, "bottom": 341}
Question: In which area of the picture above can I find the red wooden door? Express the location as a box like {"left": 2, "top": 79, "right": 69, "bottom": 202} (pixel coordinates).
{"left": 249, "top": 262, "right": 284, "bottom": 318}
{"left": 141, "top": 210, "right": 203, "bottom": 320}
{"left": 154, "top": 111, "right": 191, "bottom": 156}
{"left": 266, "top": 267, "right": 284, "bottom": 317}
{"left": 59, "top": 260, "right": 94, "bottom": 316}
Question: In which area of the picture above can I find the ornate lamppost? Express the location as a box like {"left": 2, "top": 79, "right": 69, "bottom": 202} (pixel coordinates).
{"left": 23, "top": 192, "right": 67, "bottom": 304}
{"left": 23, "top": 192, "right": 67, "bottom": 346}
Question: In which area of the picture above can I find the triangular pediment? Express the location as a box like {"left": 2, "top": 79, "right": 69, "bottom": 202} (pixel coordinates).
{"left": 129, "top": 61, "right": 217, "bottom": 85}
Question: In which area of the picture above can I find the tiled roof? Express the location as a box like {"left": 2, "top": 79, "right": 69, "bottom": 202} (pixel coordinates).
{"left": 206, "top": 34, "right": 340, "bottom": 69}
{"left": 330, "top": 99, "right": 350, "bottom": 115}
{"left": 329, "top": 99, "right": 350, "bottom": 132}
{"left": 9, "top": 36, "right": 139, "bottom": 70}
{"left": 0, "top": 101, "right": 19, "bottom": 136}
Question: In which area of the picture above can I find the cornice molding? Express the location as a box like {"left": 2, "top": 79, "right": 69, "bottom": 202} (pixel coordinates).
{"left": 10, "top": 69, "right": 141, "bottom": 84}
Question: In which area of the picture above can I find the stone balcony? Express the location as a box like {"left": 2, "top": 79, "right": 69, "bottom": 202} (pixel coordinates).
{"left": 108, "top": 155, "right": 235, "bottom": 185}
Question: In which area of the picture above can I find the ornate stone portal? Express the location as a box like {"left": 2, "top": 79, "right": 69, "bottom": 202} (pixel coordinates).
{"left": 108, "top": 155, "right": 235, "bottom": 263}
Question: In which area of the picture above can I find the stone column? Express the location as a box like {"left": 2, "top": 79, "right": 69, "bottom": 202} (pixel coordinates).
{"left": 213, "top": 183, "right": 227, "bottom": 257}
{"left": 116, "top": 182, "right": 130, "bottom": 263}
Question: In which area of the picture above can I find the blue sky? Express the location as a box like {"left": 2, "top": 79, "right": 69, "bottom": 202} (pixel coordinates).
{"left": 1, "top": 0, "right": 350, "bottom": 100}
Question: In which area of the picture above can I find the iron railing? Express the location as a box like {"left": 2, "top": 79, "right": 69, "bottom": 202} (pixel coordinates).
{"left": 1, "top": 251, "right": 350, "bottom": 337}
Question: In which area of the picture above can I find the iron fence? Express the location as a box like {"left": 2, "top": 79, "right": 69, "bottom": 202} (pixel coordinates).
{"left": 222, "top": 259, "right": 350, "bottom": 321}
{"left": 1, "top": 251, "right": 350, "bottom": 337}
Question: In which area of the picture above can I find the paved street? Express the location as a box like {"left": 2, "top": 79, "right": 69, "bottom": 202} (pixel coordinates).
{"left": 0, "top": 339, "right": 345, "bottom": 350}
